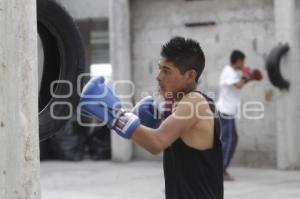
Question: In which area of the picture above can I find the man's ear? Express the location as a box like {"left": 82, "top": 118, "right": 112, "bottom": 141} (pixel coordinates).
{"left": 186, "top": 69, "right": 197, "bottom": 81}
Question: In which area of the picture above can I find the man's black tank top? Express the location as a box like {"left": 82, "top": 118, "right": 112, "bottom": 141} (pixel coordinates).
{"left": 163, "top": 92, "right": 224, "bottom": 199}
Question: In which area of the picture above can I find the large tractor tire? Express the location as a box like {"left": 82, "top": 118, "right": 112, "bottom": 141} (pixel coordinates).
{"left": 37, "top": 0, "right": 85, "bottom": 141}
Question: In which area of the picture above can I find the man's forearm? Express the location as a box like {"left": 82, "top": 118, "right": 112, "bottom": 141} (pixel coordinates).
{"left": 131, "top": 125, "right": 163, "bottom": 155}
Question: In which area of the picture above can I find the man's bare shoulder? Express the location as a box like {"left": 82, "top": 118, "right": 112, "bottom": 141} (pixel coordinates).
{"left": 180, "top": 92, "right": 207, "bottom": 105}
{"left": 178, "top": 92, "right": 213, "bottom": 116}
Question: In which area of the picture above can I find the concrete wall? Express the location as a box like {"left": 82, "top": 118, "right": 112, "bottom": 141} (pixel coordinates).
{"left": 0, "top": 0, "right": 40, "bottom": 198}
{"left": 57, "top": 0, "right": 109, "bottom": 19}
{"left": 274, "top": 0, "right": 300, "bottom": 169}
{"left": 130, "top": 0, "right": 278, "bottom": 167}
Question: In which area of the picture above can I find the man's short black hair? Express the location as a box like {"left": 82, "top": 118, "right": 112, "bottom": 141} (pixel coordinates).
{"left": 161, "top": 36, "right": 205, "bottom": 82}
{"left": 230, "top": 50, "right": 245, "bottom": 64}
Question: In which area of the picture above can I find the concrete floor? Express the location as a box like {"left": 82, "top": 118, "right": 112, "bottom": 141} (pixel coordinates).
{"left": 41, "top": 161, "right": 300, "bottom": 199}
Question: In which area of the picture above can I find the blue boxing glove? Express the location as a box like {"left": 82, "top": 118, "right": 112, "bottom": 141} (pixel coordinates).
{"left": 79, "top": 76, "right": 140, "bottom": 139}
{"left": 131, "top": 96, "right": 163, "bottom": 129}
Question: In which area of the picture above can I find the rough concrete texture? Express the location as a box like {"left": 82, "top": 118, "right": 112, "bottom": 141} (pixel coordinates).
{"left": 57, "top": 0, "right": 109, "bottom": 19}
{"left": 0, "top": 0, "right": 40, "bottom": 198}
{"left": 130, "top": 0, "right": 279, "bottom": 167}
{"left": 274, "top": 0, "right": 300, "bottom": 169}
{"left": 41, "top": 161, "right": 300, "bottom": 199}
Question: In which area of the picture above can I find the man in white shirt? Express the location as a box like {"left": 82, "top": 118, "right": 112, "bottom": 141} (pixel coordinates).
{"left": 217, "top": 50, "right": 247, "bottom": 181}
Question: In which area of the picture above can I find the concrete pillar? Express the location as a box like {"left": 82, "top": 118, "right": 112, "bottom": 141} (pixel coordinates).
{"left": 274, "top": 0, "right": 300, "bottom": 169}
{"left": 0, "top": 0, "right": 40, "bottom": 198}
{"left": 109, "top": 0, "right": 133, "bottom": 161}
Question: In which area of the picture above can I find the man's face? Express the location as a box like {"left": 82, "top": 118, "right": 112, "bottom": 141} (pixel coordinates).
{"left": 156, "top": 57, "right": 192, "bottom": 97}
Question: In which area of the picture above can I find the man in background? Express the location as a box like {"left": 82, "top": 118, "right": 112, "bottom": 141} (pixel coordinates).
{"left": 217, "top": 50, "right": 247, "bottom": 181}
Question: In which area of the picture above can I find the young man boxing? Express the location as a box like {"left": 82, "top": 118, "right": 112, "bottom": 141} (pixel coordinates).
{"left": 80, "top": 37, "right": 223, "bottom": 199}
{"left": 217, "top": 50, "right": 262, "bottom": 181}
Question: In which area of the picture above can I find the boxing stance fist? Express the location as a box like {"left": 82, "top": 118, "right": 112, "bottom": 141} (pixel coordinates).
{"left": 132, "top": 96, "right": 174, "bottom": 128}
{"left": 242, "top": 67, "right": 263, "bottom": 82}
{"left": 79, "top": 76, "right": 140, "bottom": 139}
{"left": 131, "top": 96, "right": 163, "bottom": 129}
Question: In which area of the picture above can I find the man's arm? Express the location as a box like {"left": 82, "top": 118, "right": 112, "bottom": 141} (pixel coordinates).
{"left": 221, "top": 67, "right": 246, "bottom": 89}
{"left": 234, "top": 79, "right": 247, "bottom": 89}
{"left": 131, "top": 95, "right": 200, "bottom": 154}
